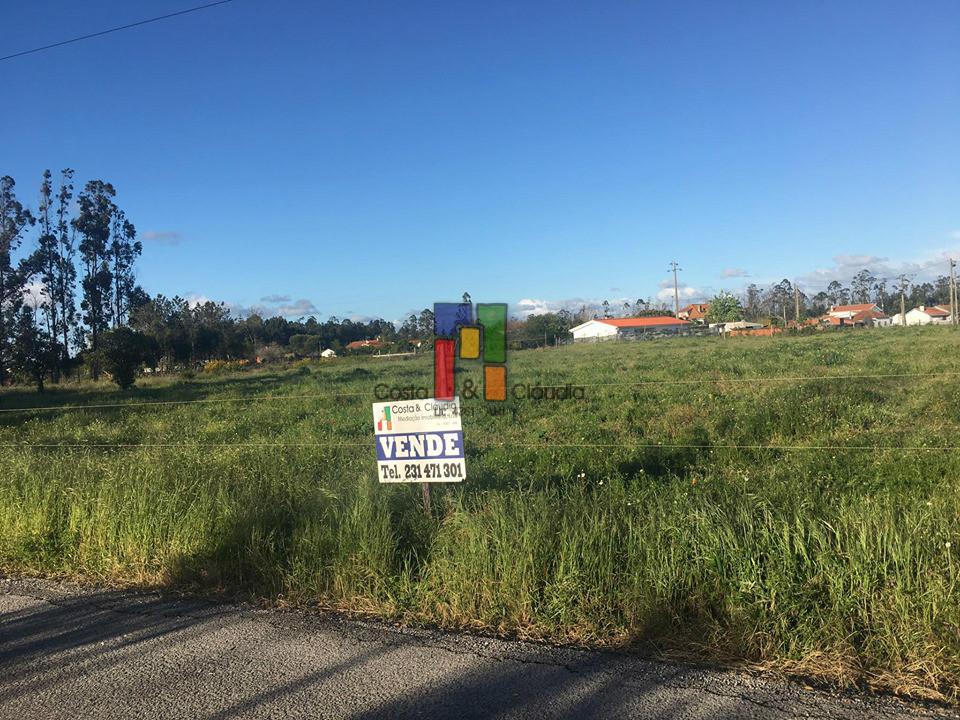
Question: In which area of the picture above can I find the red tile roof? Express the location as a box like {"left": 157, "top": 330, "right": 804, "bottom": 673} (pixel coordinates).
{"left": 821, "top": 310, "right": 887, "bottom": 324}
{"left": 851, "top": 309, "right": 889, "bottom": 322}
{"left": 346, "top": 339, "right": 385, "bottom": 349}
{"left": 598, "top": 317, "right": 689, "bottom": 328}
{"left": 679, "top": 303, "right": 710, "bottom": 319}
{"left": 831, "top": 303, "right": 878, "bottom": 313}
{"left": 923, "top": 306, "right": 950, "bottom": 317}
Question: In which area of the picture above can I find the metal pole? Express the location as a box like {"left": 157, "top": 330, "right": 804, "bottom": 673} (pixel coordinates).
{"left": 898, "top": 274, "right": 908, "bottom": 326}
{"left": 950, "top": 259, "right": 957, "bottom": 327}
{"left": 669, "top": 261, "right": 681, "bottom": 317}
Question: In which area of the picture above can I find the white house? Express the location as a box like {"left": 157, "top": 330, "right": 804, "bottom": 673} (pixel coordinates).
{"left": 898, "top": 305, "right": 953, "bottom": 326}
{"left": 822, "top": 303, "right": 891, "bottom": 327}
{"left": 320, "top": 348, "right": 337, "bottom": 358}
{"left": 826, "top": 303, "right": 882, "bottom": 320}
{"left": 710, "top": 320, "right": 765, "bottom": 334}
{"left": 570, "top": 316, "right": 689, "bottom": 341}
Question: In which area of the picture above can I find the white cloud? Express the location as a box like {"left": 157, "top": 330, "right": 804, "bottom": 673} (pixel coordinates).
{"left": 796, "top": 247, "right": 960, "bottom": 290}
{"left": 275, "top": 298, "right": 319, "bottom": 317}
{"left": 514, "top": 298, "right": 561, "bottom": 316}
{"left": 513, "top": 295, "right": 668, "bottom": 319}
{"left": 185, "top": 294, "right": 212, "bottom": 308}
{"left": 721, "top": 267, "right": 749, "bottom": 278}
{"left": 514, "top": 297, "right": 619, "bottom": 318}
{"left": 231, "top": 297, "right": 320, "bottom": 319}
{"left": 142, "top": 230, "right": 182, "bottom": 245}
{"left": 655, "top": 285, "right": 699, "bottom": 302}
{"left": 21, "top": 281, "right": 49, "bottom": 308}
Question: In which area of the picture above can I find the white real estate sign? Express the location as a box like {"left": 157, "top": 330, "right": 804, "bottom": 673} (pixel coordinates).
{"left": 372, "top": 397, "right": 465, "bottom": 483}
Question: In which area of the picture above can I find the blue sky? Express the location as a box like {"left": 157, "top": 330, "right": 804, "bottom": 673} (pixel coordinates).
{"left": 4, "top": 0, "right": 959, "bottom": 321}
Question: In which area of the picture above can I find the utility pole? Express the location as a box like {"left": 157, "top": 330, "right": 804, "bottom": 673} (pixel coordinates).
{"left": 794, "top": 284, "right": 800, "bottom": 324}
{"left": 897, "top": 274, "right": 909, "bottom": 327}
{"left": 669, "top": 261, "right": 681, "bottom": 317}
{"left": 950, "top": 259, "right": 958, "bottom": 327}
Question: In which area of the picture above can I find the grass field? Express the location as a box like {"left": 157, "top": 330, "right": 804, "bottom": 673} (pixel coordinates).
{"left": 2, "top": 328, "right": 959, "bottom": 700}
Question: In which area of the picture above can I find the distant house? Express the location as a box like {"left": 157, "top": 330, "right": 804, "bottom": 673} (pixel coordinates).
{"left": 320, "top": 348, "right": 337, "bottom": 359}
{"left": 827, "top": 303, "right": 882, "bottom": 319}
{"left": 713, "top": 320, "right": 765, "bottom": 334}
{"left": 728, "top": 326, "right": 781, "bottom": 337}
{"left": 345, "top": 339, "right": 386, "bottom": 351}
{"left": 898, "top": 305, "right": 953, "bottom": 326}
{"left": 677, "top": 303, "right": 710, "bottom": 322}
{"left": 820, "top": 303, "right": 889, "bottom": 327}
{"left": 570, "top": 316, "right": 689, "bottom": 341}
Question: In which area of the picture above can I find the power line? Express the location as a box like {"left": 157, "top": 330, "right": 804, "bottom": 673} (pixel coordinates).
{"left": 2, "top": 370, "right": 959, "bottom": 414}
{"left": 0, "top": 0, "right": 238, "bottom": 62}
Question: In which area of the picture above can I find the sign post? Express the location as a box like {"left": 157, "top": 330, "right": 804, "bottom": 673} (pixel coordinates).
{"left": 421, "top": 483, "right": 432, "bottom": 517}
{"left": 372, "top": 397, "right": 465, "bottom": 516}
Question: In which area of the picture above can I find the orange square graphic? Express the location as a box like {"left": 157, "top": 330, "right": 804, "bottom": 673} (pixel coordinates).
{"left": 484, "top": 365, "right": 507, "bottom": 401}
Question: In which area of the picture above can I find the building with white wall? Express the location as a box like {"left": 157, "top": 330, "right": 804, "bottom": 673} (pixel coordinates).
{"left": 893, "top": 305, "right": 953, "bottom": 326}
{"left": 570, "top": 317, "right": 690, "bottom": 341}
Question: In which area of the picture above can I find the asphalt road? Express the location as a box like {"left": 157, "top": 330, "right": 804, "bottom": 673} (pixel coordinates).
{"left": 0, "top": 577, "right": 955, "bottom": 720}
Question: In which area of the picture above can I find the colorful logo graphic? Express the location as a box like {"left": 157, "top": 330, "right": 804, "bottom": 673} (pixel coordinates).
{"left": 377, "top": 407, "right": 393, "bottom": 431}
{"left": 434, "top": 302, "right": 507, "bottom": 401}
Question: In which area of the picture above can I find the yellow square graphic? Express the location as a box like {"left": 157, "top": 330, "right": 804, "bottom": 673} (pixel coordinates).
{"left": 484, "top": 365, "right": 507, "bottom": 401}
{"left": 459, "top": 326, "right": 481, "bottom": 359}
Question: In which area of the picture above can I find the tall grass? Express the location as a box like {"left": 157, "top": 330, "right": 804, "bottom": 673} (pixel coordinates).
{"left": 1, "top": 328, "right": 959, "bottom": 698}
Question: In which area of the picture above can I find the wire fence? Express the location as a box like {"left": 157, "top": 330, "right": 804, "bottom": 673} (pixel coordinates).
{"left": 2, "top": 441, "right": 959, "bottom": 452}
{"left": 3, "top": 370, "right": 959, "bottom": 453}
{"left": 0, "top": 391, "right": 370, "bottom": 414}
{"left": 2, "top": 370, "right": 958, "bottom": 415}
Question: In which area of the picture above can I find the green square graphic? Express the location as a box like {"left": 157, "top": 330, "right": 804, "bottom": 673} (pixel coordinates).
{"left": 477, "top": 303, "right": 507, "bottom": 363}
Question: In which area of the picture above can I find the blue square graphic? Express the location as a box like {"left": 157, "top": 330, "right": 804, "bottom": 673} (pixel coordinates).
{"left": 434, "top": 303, "right": 472, "bottom": 338}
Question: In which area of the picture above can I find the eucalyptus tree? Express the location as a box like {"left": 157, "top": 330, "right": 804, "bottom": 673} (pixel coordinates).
{"left": 108, "top": 207, "right": 141, "bottom": 327}
{"left": 53, "top": 169, "right": 77, "bottom": 359}
{"left": 12, "top": 306, "right": 53, "bottom": 392}
{"left": 851, "top": 269, "right": 877, "bottom": 304}
{"left": 0, "top": 176, "right": 36, "bottom": 385}
{"left": 30, "top": 170, "right": 79, "bottom": 379}
{"left": 73, "top": 180, "right": 116, "bottom": 378}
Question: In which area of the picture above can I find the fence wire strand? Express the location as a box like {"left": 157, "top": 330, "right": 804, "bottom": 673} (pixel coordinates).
{"left": 2, "top": 370, "right": 959, "bottom": 414}
{"left": 2, "top": 441, "right": 959, "bottom": 452}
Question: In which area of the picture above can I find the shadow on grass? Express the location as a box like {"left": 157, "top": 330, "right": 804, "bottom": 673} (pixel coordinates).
{"left": 0, "top": 368, "right": 377, "bottom": 428}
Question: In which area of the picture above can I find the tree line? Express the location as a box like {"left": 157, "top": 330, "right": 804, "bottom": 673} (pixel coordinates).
{"left": 2, "top": 171, "right": 145, "bottom": 389}
{"left": 1, "top": 172, "right": 413, "bottom": 391}
{"left": 5, "top": 170, "right": 955, "bottom": 390}
{"left": 508, "top": 270, "right": 958, "bottom": 342}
